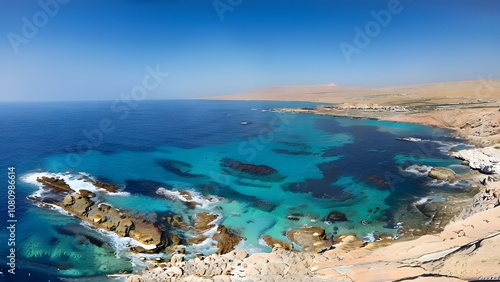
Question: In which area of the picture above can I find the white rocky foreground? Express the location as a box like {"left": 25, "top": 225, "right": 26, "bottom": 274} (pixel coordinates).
{"left": 452, "top": 146, "right": 500, "bottom": 174}
{"left": 127, "top": 248, "right": 333, "bottom": 282}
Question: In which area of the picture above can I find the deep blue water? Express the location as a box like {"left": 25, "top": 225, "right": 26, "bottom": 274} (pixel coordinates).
{"left": 0, "top": 100, "right": 468, "bottom": 281}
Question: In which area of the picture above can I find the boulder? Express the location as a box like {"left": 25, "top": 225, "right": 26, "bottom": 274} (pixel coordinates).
{"left": 62, "top": 191, "right": 163, "bottom": 251}
{"left": 170, "top": 235, "right": 181, "bottom": 245}
{"left": 126, "top": 275, "right": 144, "bottom": 282}
{"left": 193, "top": 212, "right": 219, "bottom": 232}
{"left": 261, "top": 235, "right": 293, "bottom": 251}
{"left": 228, "top": 249, "right": 248, "bottom": 260}
{"left": 170, "top": 254, "right": 185, "bottom": 264}
{"left": 212, "top": 225, "right": 243, "bottom": 255}
{"left": 286, "top": 226, "right": 330, "bottom": 253}
{"left": 428, "top": 167, "right": 456, "bottom": 181}
{"left": 140, "top": 234, "right": 153, "bottom": 242}
{"left": 156, "top": 188, "right": 202, "bottom": 209}
{"left": 167, "top": 215, "right": 188, "bottom": 228}
{"left": 481, "top": 166, "right": 496, "bottom": 174}
{"left": 173, "top": 245, "right": 186, "bottom": 254}
{"left": 333, "top": 233, "right": 366, "bottom": 252}
{"left": 165, "top": 266, "right": 183, "bottom": 277}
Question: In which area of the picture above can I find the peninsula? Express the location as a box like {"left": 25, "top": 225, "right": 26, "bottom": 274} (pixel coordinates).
{"left": 207, "top": 80, "right": 500, "bottom": 146}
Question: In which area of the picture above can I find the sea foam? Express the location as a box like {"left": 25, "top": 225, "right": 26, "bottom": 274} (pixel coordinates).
{"left": 402, "top": 164, "right": 432, "bottom": 176}
{"left": 22, "top": 171, "right": 130, "bottom": 196}
{"left": 156, "top": 187, "right": 219, "bottom": 210}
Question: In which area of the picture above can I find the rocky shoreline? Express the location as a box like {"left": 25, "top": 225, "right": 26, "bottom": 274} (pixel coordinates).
{"left": 125, "top": 178, "right": 499, "bottom": 281}
{"left": 123, "top": 108, "right": 499, "bottom": 281}
{"left": 452, "top": 146, "right": 500, "bottom": 174}
{"left": 274, "top": 104, "right": 500, "bottom": 147}
{"left": 26, "top": 150, "right": 499, "bottom": 281}
{"left": 24, "top": 112, "right": 500, "bottom": 281}
{"left": 126, "top": 162, "right": 500, "bottom": 282}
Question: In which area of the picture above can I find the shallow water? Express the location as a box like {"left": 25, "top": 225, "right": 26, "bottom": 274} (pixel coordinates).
{"left": 0, "top": 100, "right": 470, "bottom": 281}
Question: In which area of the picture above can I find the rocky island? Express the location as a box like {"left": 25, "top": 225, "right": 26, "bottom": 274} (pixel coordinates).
{"left": 30, "top": 176, "right": 167, "bottom": 253}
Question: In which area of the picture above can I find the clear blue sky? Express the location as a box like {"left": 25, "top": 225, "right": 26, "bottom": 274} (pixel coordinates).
{"left": 1, "top": 0, "right": 499, "bottom": 101}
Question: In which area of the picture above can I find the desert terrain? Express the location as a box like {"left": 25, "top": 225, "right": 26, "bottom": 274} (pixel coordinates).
{"left": 208, "top": 80, "right": 500, "bottom": 146}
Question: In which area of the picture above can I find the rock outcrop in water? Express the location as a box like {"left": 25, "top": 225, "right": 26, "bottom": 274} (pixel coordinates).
{"left": 221, "top": 158, "right": 278, "bottom": 176}
{"left": 62, "top": 191, "right": 165, "bottom": 252}
{"left": 272, "top": 148, "right": 312, "bottom": 156}
{"left": 33, "top": 177, "right": 167, "bottom": 253}
{"left": 286, "top": 226, "right": 332, "bottom": 253}
{"left": 193, "top": 212, "right": 219, "bottom": 232}
{"left": 157, "top": 159, "right": 204, "bottom": 178}
{"left": 156, "top": 188, "right": 204, "bottom": 209}
{"left": 324, "top": 211, "right": 348, "bottom": 222}
{"left": 261, "top": 235, "right": 294, "bottom": 251}
{"left": 36, "top": 176, "right": 72, "bottom": 192}
{"left": 188, "top": 212, "right": 243, "bottom": 255}
{"left": 187, "top": 212, "right": 219, "bottom": 244}
{"left": 213, "top": 226, "right": 243, "bottom": 255}
{"left": 428, "top": 167, "right": 456, "bottom": 182}
{"left": 220, "top": 158, "right": 285, "bottom": 182}
{"left": 87, "top": 179, "right": 118, "bottom": 192}
{"left": 128, "top": 200, "right": 500, "bottom": 281}
{"left": 125, "top": 142, "right": 500, "bottom": 281}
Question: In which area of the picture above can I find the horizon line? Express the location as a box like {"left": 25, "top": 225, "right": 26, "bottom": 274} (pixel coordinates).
{"left": 1, "top": 77, "right": 499, "bottom": 103}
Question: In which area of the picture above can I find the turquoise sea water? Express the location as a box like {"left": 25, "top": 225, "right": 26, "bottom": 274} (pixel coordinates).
{"left": 0, "top": 100, "right": 469, "bottom": 281}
